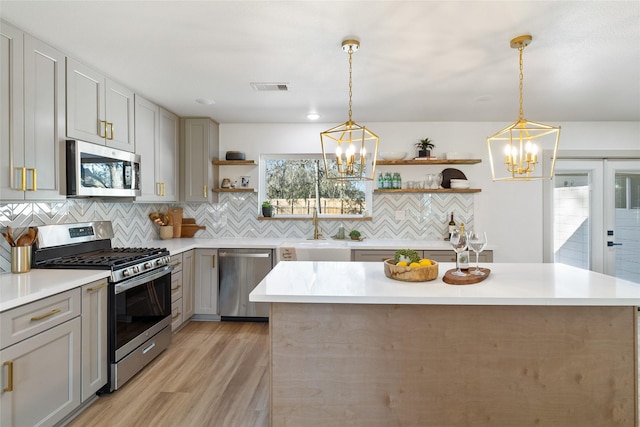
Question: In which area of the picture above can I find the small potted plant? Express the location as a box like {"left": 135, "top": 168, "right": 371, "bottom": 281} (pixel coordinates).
{"left": 349, "top": 229, "right": 361, "bottom": 241}
{"left": 415, "top": 137, "right": 435, "bottom": 158}
{"left": 262, "top": 201, "right": 273, "bottom": 217}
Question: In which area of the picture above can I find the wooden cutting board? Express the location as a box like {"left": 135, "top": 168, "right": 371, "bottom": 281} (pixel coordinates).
{"left": 442, "top": 268, "right": 491, "bottom": 285}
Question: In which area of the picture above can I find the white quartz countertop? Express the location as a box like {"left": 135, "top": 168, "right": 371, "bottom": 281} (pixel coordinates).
{"left": 250, "top": 261, "right": 640, "bottom": 306}
{"left": 0, "top": 269, "right": 111, "bottom": 312}
{"left": 139, "top": 237, "right": 461, "bottom": 255}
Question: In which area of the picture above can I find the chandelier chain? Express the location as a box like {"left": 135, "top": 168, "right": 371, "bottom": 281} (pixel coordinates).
{"left": 348, "top": 47, "right": 353, "bottom": 123}
{"left": 518, "top": 44, "right": 524, "bottom": 121}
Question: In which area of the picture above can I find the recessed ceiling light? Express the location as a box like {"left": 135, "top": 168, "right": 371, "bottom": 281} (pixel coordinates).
{"left": 196, "top": 98, "right": 215, "bottom": 105}
{"left": 306, "top": 113, "right": 320, "bottom": 120}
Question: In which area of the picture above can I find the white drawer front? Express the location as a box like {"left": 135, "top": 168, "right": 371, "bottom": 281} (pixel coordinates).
{"left": 1, "top": 289, "right": 81, "bottom": 349}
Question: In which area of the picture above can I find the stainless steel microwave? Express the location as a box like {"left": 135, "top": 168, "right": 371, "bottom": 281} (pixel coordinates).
{"left": 66, "top": 140, "right": 141, "bottom": 198}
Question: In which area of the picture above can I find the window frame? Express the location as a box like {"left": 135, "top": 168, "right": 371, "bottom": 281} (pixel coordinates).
{"left": 259, "top": 153, "right": 373, "bottom": 218}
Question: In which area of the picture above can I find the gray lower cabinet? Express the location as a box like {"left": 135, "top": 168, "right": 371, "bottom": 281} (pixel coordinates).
{"left": 170, "top": 253, "right": 184, "bottom": 330}
{"left": 194, "top": 249, "right": 219, "bottom": 317}
{"left": 169, "top": 250, "right": 195, "bottom": 330}
{"left": 182, "top": 250, "right": 195, "bottom": 321}
{"left": 352, "top": 249, "right": 493, "bottom": 263}
{"left": 0, "top": 290, "right": 82, "bottom": 427}
{"left": 81, "top": 279, "right": 108, "bottom": 401}
{"left": 424, "top": 250, "right": 493, "bottom": 263}
{"left": 351, "top": 250, "right": 407, "bottom": 262}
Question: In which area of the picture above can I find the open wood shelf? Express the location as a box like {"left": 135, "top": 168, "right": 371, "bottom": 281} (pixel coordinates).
{"left": 376, "top": 159, "right": 481, "bottom": 165}
{"left": 212, "top": 160, "right": 257, "bottom": 166}
{"left": 374, "top": 188, "right": 481, "bottom": 194}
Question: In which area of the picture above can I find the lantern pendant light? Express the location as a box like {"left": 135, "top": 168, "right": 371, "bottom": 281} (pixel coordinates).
{"left": 487, "top": 35, "right": 561, "bottom": 181}
{"left": 321, "top": 39, "right": 379, "bottom": 181}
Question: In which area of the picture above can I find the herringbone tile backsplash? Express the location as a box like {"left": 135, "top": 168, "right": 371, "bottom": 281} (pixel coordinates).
{"left": 0, "top": 194, "right": 473, "bottom": 272}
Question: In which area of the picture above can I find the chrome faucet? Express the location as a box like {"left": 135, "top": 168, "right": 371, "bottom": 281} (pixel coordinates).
{"left": 311, "top": 209, "right": 323, "bottom": 240}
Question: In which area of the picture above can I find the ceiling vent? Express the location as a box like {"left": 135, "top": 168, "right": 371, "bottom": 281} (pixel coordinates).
{"left": 250, "top": 82, "right": 290, "bottom": 91}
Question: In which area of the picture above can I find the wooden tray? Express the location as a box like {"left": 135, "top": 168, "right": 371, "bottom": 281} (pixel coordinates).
{"left": 442, "top": 268, "right": 490, "bottom": 285}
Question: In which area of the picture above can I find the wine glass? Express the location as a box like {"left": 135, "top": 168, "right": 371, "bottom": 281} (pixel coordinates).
{"left": 467, "top": 231, "right": 487, "bottom": 275}
{"left": 449, "top": 229, "right": 468, "bottom": 276}
{"left": 425, "top": 174, "right": 434, "bottom": 189}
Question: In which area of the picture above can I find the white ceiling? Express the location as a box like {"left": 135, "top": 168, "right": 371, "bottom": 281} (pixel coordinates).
{"left": 1, "top": 1, "right": 639, "bottom": 124}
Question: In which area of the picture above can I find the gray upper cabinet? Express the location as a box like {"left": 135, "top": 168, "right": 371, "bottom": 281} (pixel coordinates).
{"left": 181, "top": 118, "right": 219, "bottom": 203}
{"left": 135, "top": 94, "right": 179, "bottom": 202}
{"left": 1, "top": 22, "right": 65, "bottom": 201}
{"left": 66, "top": 57, "right": 135, "bottom": 152}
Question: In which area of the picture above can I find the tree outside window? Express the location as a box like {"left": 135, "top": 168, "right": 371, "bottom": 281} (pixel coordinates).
{"left": 263, "top": 156, "right": 370, "bottom": 216}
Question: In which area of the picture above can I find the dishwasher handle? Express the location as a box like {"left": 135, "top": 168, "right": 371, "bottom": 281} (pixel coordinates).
{"left": 218, "top": 252, "right": 271, "bottom": 258}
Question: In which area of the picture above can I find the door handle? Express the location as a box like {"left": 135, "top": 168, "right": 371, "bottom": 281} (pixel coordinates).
{"left": 16, "top": 167, "right": 26, "bottom": 191}
{"left": 3, "top": 361, "right": 13, "bottom": 392}
{"left": 27, "top": 168, "right": 36, "bottom": 191}
{"left": 30, "top": 309, "right": 61, "bottom": 321}
{"left": 607, "top": 241, "right": 623, "bottom": 247}
{"left": 99, "top": 120, "right": 108, "bottom": 138}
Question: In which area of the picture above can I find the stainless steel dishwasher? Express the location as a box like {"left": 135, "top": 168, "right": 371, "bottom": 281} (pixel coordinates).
{"left": 218, "top": 248, "right": 274, "bottom": 320}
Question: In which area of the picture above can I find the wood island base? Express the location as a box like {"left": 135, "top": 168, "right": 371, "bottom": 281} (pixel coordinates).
{"left": 269, "top": 303, "right": 638, "bottom": 426}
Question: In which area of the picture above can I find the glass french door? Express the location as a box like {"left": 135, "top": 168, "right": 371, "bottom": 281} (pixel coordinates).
{"left": 545, "top": 159, "right": 640, "bottom": 284}
{"left": 604, "top": 160, "right": 640, "bottom": 283}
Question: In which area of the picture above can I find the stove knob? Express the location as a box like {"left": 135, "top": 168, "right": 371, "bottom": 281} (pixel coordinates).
{"left": 132, "top": 266, "right": 139, "bottom": 274}
{"left": 144, "top": 262, "right": 152, "bottom": 270}
{"left": 123, "top": 269, "right": 132, "bottom": 277}
{"left": 155, "top": 259, "right": 163, "bottom": 266}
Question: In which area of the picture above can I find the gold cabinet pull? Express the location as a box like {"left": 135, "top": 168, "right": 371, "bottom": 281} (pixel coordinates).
{"left": 171, "top": 311, "right": 181, "bottom": 320}
{"left": 87, "top": 282, "right": 108, "bottom": 292}
{"left": 27, "top": 168, "right": 36, "bottom": 191}
{"left": 170, "top": 261, "right": 181, "bottom": 268}
{"left": 3, "top": 361, "right": 13, "bottom": 392}
{"left": 30, "top": 308, "right": 61, "bottom": 321}
{"left": 99, "top": 120, "right": 108, "bottom": 138}
{"left": 171, "top": 285, "right": 181, "bottom": 291}
{"left": 203, "top": 185, "right": 207, "bottom": 198}
{"left": 160, "top": 182, "right": 165, "bottom": 196}
{"left": 16, "top": 167, "right": 26, "bottom": 191}
{"left": 107, "top": 122, "right": 114, "bottom": 140}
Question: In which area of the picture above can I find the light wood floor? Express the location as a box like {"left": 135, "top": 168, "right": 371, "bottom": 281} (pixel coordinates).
{"left": 67, "top": 321, "right": 269, "bottom": 427}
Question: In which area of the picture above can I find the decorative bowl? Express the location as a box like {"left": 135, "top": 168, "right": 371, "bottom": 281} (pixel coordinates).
{"left": 379, "top": 152, "right": 407, "bottom": 160}
{"left": 383, "top": 258, "right": 439, "bottom": 282}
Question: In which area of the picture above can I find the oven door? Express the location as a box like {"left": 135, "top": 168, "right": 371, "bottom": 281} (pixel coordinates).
{"left": 113, "top": 265, "right": 172, "bottom": 362}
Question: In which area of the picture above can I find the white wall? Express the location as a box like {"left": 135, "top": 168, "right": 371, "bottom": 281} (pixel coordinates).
{"left": 220, "top": 121, "right": 639, "bottom": 262}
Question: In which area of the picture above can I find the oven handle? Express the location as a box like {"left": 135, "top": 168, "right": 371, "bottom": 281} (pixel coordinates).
{"left": 114, "top": 265, "right": 173, "bottom": 295}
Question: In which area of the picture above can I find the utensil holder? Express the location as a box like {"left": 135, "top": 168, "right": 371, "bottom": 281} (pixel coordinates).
{"left": 159, "top": 226, "right": 173, "bottom": 240}
{"left": 11, "top": 246, "right": 32, "bottom": 273}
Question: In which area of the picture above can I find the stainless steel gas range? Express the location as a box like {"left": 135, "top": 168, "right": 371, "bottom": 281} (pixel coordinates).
{"left": 32, "top": 221, "right": 172, "bottom": 392}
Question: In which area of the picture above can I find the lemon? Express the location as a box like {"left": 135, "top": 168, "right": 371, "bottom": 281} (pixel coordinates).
{"left": 419, "top": 259, "right": 432, "bottom": 266}
{"left": 396, "top": 261, "right": 408, "bottom": 267}
{"left": 409, "top": 262, "right": 421, "bottom": 268}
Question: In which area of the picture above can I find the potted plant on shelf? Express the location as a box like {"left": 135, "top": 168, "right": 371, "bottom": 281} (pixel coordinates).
{"left": 349, "top": 229, "right": 361, "bottom": 241}
{"left": 262, "top": 201, "right": 273, "bottom": 217}
{"left": 415, "top": 138, "right": 435, "bottom": 158}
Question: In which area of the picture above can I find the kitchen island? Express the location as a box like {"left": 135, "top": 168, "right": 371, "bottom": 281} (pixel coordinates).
{"left": 250, "top": 262, "right": 640, "bottom": 426}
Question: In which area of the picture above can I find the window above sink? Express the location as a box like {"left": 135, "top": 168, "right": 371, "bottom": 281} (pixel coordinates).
{"left": 260, "top": 154, "right": 373, "bottom": 218}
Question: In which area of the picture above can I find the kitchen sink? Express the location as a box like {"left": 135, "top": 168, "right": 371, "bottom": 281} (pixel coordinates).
{"left": 278, "top": 240, "right": 351, "bottom": 262}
